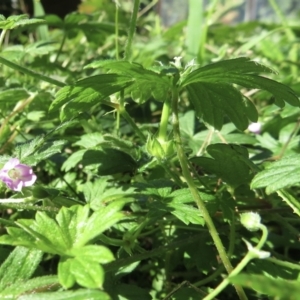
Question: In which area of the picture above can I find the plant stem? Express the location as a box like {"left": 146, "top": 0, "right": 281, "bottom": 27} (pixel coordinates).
{"left": 171, "top": 86, "right": 247, "bottom": 300}
{"left": 124, "top": 0, "right": 140, "bottom": 61}
{"left": 194, "top": 265, "right": 224, "bottom": 287}
{"left": 158, "top": 98, "right": 171, "bottom": 142}
{"left": 0, "top": 56, "right": 65, "bottom": 87}
{"left": 119, "top": 106, "right": 146, "bottom": 142}
{"left": 54, "top": 32, "right": 67, "bottom": 63}
{"left": 115, "top": 1, "right": 120, "bottom": 60}
{"left": 0, "top": 29, "right": 7, "bottom": 50}
{"left": 203, "top": 224, "right": 268, "bottom": 300}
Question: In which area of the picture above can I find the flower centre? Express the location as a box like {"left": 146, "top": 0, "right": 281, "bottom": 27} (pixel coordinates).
{"left": 8, "top": 168, "right": 21, "bottom": 180}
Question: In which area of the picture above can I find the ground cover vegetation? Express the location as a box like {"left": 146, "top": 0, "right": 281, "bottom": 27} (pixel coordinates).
{"left": 0, "top": 0, "right": 300, "bottom": 299}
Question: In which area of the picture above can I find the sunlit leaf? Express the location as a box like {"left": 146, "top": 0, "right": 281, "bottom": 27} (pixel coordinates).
{"left": 49, "top": 74, "right": 133, "bottom": 120}
{"left": 230, "top": 273, "right": 300, "bottom": 299}
{"left": 85, "top": 60, "right": 172, "bottom": 103}
{"left": 0, "top": 246, "right": 42, "bottom": 291}
{"left": 251, "top": 154, "right": 300, "bottom": 193}
{"left": 181, "top": 57, "right": 299, "bottom": 129}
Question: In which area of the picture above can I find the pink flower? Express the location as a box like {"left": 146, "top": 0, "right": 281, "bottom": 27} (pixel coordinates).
{"left": 0, "top": 158, "right": 37, "bottom": 192}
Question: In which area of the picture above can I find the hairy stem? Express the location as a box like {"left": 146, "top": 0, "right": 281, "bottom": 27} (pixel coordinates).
{"left": 0, "top": 56, "right": 65, "bottom": 87}
{"left": 171, "top": 86, "right": 247, "bottom": 300}
{"left": 203, "top": 224, "right": 268, "bottom": 300}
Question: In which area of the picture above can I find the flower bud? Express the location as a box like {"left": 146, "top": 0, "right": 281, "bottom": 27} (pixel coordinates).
{"left": 240, "top": 212, "right": 261, "bottom": 232}
{"left": 146, "top": 135, "right": 175, "bottom": 159}
{"left": 248, "top": 122, "right": 262, "bottom": 134}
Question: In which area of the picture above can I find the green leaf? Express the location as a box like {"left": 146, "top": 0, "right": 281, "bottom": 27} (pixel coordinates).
{"left": 61, "top": 149, "right": 86, "bottom": 172}
{"left": 49, "top": 74, "right": 133, "bottom": 120}
{"left": 58, "top": 258, "right": 76, "bottom": 289}
{"left": 230, "top": 273, "right": 300, "bottom": 299}
{"left": 108, "top": 283, "right": 151, "bottom": 300}
{"left": 251, "top": 154, "right": 300, "bottom": 194}
{"left": 63, "top": 148, "right": 137, "bottom": 174}
{"left": 0, "top": 227, "right": 36, "bottom": 248}
{"left": 0, "top": 246, "right": 43, "bottom": 290}
{"left": 83, "top": 178, "right": 108, "bottom": 204}
{"left": 146, "top": 188, "right": 206, "bottom": 225}
{"left": 181, "top": 57, "right": 275, "bottom": 86}
{"left": 191, "top": 144, "right": 258, "bottom": 187}
{"left": 181, "top": 57, "right": 299, "bottom": 129}
{"left": 55, "top": 205, "right": 90, "bottom": 250}
{"left": 75, "top": 200, "right": 126, "bottom": 247}
{"left": 20, "top": 140, "right": 66, "bottom": 165}
{"left": 71, "top": 245, "right": 114, "bottom": 264}
{"left": 82, "top": 148, "right": 138, "bottom": 175}
{"left": 69, "top": 257, "right": 104, "bottom": 288}
{"left": 18, "top": 289, "right": 110, "bottom": 300}
{"left": 16, "top": 214, "right": 69, "bottom": 254}
{"left": 0, "top": 15, "right": 45, "bottom": 30}
{"left": 0, "top": 88, "right": 29, "bottom": 102}
{"left": 0, "top": 204, "right": 124, "bottom": 264}
{"left": 186, "top": 82, "right": 257, "bottom": 130}
{"left": 1, "top": 275, "right": 59, "bottom": 297}
{"left": 277, "top": 190, "right": 300, "bottom": 217}
{"left": 13, "top": 136, "right": 66, "bottom": 165}
{"left": 74, "top": 132, "right": 104, "bottom": 148}
{"left": 168, "top": 203, "right": 204, "bottom": 225}
{"left": 85, "top": 60, "right": 172, "bottom": 103}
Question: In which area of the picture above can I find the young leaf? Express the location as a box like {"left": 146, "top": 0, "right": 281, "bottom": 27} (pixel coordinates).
{"left": 49, "top": 74, "right": 133, "bottom": 120}
{"left": 85, "top": 60, "right": 172, "bottom": 103}
{"left": 251, "top": 154, "right": 300, "bottom": 194}
{"left": 191, "top": 144, "right": 258, "bottom": 187}
{"left": 181, "top": 57, "right": 299, "bottom": 130}
{"left": 0, "top": 15, "right": 45, "bottom": 30}
{"left": 230, "top": 273, "right": 300, "bottom": 298}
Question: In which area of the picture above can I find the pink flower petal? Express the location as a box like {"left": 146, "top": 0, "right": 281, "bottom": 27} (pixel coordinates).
{"left": 2, "top": 158, "right": 20, "bottom": 171}
{"left": 0, "top": 158, "right": 37, "bottom": 191}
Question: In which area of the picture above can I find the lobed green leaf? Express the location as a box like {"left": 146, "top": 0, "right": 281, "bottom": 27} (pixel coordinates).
{"left": 181, "top": 57, "right": 299, "bottom": 130}
{"left": 85, "top": 60, "right": 172, "bottom": 103}
{"left": 49, "top": 74, "right": 134, "bottom": 120}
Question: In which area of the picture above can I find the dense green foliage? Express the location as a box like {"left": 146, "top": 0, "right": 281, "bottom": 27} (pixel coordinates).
{"left": 0, "top": 1, "right": 300, "bottom": 299}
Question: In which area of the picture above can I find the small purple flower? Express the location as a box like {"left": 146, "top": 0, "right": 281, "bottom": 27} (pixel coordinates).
{"left": 0, "top": 158, "right": 37, "bottom": 192}
{"left": 248, "top": 122, "right": 262, "bottom": 134}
